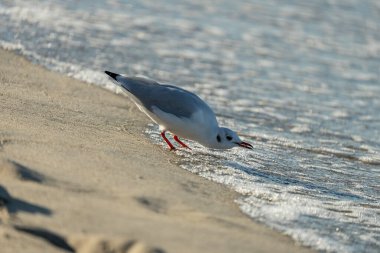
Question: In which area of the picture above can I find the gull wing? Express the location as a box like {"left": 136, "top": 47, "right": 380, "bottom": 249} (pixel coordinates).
{"left": 116, "top": 76, "right": 214, "bottom": 119}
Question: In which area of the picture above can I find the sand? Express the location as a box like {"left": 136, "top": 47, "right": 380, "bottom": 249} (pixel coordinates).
{"left": 0, "top": 49, "right": 314, "bottom": 253}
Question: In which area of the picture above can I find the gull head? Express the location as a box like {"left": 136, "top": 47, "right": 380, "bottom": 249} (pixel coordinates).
{"left": 210, "top": 127, "right": 253, "bottom": 150}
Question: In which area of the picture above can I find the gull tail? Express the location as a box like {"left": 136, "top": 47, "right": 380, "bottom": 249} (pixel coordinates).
{"left": 104, "top": 71, "right": 120, "bottom": 80}
{"left": 104, "top": 70, "right": 131, "bottom": 92}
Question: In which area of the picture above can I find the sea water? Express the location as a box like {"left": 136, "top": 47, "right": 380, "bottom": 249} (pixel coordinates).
{"left": 1, "top": 0, "right": 379, "bottom": 252}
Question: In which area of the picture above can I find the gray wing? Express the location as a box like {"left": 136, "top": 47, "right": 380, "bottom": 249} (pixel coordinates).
{"left": 116, "top": 76, "right": 213, "bottom": 118}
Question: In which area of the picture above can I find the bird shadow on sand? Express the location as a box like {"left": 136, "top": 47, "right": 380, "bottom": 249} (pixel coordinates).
{"left": 0, "top": 184, "right": 52, "bottom": 216}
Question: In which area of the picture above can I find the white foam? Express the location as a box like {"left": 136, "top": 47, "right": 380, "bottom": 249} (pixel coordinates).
{"left": 290, "top": 124, "right": 311, "bottom": 133}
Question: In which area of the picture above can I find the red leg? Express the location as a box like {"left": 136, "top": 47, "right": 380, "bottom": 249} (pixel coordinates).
{"left": 161, "top": 131, "right": 175, "bottom": 150}
{"left": 173, "top": 135, "right": 191, "bottom": 149}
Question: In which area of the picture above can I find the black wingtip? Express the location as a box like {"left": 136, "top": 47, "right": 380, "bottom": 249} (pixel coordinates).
{"left": 104, "top": 71, "right": 120, "bottom": 80}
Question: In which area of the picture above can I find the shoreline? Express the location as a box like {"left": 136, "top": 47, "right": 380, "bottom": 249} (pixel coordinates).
{"left": 0, "top": 49, "right": 314, "bottom": 253}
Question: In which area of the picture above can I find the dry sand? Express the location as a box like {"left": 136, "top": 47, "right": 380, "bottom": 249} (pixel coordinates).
{"left": 0, "top": 49, "right": 314, "bottom": 253}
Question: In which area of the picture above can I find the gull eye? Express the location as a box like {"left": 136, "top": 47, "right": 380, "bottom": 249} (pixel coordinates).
{"left": 226, "top": 135, "right": 232, "bottom": 141}
{"left": 216, "top": 135, "right": 221, "bottom": 142}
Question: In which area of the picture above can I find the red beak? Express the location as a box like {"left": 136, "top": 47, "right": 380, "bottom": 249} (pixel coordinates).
{"left": 237, "top": 141, "right": 253, "bottom": 149}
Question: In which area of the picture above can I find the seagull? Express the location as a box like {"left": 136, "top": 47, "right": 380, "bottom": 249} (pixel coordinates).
{"left": 105, "top": 71, "right": 253, "bottom": 151}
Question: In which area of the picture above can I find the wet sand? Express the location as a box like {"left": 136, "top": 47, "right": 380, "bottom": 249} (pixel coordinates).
{"left": 0, "top": 49, "right": 314, "bottom": 253}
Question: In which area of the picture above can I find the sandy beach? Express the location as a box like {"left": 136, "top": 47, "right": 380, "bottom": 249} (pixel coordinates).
{"left": 0, "top": 49, "right": 314, "bottom": 253}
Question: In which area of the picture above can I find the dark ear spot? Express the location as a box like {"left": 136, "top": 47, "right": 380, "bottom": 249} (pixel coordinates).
{"left": 216, "top": 134, "right": 221, "bottom": 142}
{"left": 226, "top": 136, "right": 232, "bottom": 141}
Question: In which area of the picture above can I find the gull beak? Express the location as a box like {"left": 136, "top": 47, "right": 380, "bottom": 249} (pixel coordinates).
{"left": 237, "top": 141, "right": 253, "bottom": 149}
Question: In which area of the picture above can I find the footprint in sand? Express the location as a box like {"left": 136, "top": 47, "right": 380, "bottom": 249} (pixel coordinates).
{"left": 0, "top": 159, "right": 95, "bottom": 194}
{"left": 0, "top": 160, "right": 47, "bottom": 183}
{"left": 14, "top": 226, "right": 165, "bottom": 253}
{"left": 0, "top": 184, "right": 52, "bottom": 223}
{"left": 134, "top": 196, "right": 168, "bottom": 214}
